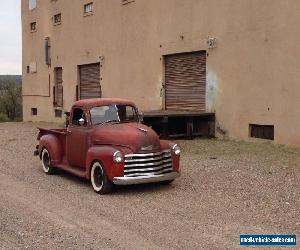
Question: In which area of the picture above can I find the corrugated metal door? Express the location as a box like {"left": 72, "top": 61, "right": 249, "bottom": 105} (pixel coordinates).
{"left": 79, "top": 63, "right": 101, "bottom": 99}
{"left": 54, "top": 67, "right": 63, "bottom": 107}
{"left": 165, "top": 51, "right": 206, "bottom": 111}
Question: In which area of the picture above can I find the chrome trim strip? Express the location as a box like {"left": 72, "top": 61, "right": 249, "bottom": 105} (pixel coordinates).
{"left": 125, "top": 155, "right": 171, "bottom": 163}
{"left": 124, "top": 163, "right": 172, "bottom": 173}
{"left": 125, "top": 150, "right": 171, "bottom": 158}
{"left": 125, "top": 159, "right": 172, "bottom": 169}
{"left": 113, "top": 172, "right": 180, "bottom": 185}
{"left": 124, "top": 168, "right": 173, "bottom": 177}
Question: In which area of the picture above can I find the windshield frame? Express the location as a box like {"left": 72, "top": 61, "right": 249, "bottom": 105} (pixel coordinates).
{"left": 90, "top": 104, "right": 139, "bottom": 126}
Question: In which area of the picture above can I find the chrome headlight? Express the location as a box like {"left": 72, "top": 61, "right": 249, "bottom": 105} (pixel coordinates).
{"left": 172, "top": 144, "right": 181, "bottom": 156}
{"left": 113, "top": 151, "right": 124, "bottom": 163}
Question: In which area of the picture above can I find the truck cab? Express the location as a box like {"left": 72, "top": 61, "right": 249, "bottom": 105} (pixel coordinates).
{"left": 35, "top": 98, "right": 180, "bottom": 194}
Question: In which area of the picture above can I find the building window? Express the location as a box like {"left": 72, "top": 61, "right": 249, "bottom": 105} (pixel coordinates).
{"left": 29, "top": 0, "right": 37, "bottom": 10}
{"left": 55, "top": 109, "right": 62, "bottom": 118}
{"left": 249, "top": 124, "right": 274, "bottom": 140}
{"left": 29, "top": 62, "right": 37, "bottom": 74}
{"left": 84, "top": 2, "right": 93, "bottom": 13}
{"left": 30, "top": 22, "right": 36, "bottom": 32}
{"left": 31, "top": 108, "right": 37, "bottom": 116}
{"left": 53, "top": 13, "right": 62, "bottom": 25}
{"left": 53, "top": 67, "right": 63, "bottom": 107}
{"left": 26, "top": 66, "right": 30, "bottom": 73}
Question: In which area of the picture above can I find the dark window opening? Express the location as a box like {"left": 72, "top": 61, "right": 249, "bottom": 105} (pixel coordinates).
{"left": 31, "top": 108, "right": 37, "bottom": 116}
{"left": 30, "top": 22, "right": 36, "bottom": 32}
{"left": 84, "top": 2, "right": 93, "bottom": 13}
{"left": 53, "top": 13, "right": 61, "bottom": 24}
{"left": 72, "top": 108, "right": 87, "bottom": 126}
{"left": 122, "top": 0, "right": 135, "bottom": 5}
{"left": 249, "top": 124, "right": 274, "bottom": 140}
{"left": 45, "top": 37, "right": 51, "bottom": 65}
{"left": 26, "top": 66, "right": 30, "bottom": 73}
{"left": 53, "top": 67, "right": 63, "bottom": 107}
{"left": 55, "top": 109, "right": 62, "bottom": 118}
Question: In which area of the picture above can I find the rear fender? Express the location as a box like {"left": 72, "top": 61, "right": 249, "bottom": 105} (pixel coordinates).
{"left": 39, "top": 134, "right": 63, "bottom": 165}
{"left": 86, "top": 146, "right": 124, "bottom": 181}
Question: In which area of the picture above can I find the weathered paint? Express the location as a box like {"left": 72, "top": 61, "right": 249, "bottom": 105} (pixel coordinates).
{"left": 206, "top": 66, "right": 219, "bottom": 113}
{"left": 37, "top": 98, "right": 180, "bottom": 183}
{"left": 22, "top": 0, "right": 300, "bottom": 147}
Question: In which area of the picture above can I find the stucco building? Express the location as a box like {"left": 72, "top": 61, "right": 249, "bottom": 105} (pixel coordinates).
{"left": 22, "top": 0, "right": 300, "bottom": 146}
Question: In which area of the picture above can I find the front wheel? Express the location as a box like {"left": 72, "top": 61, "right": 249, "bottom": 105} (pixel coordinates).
{"left": 41, "top": 148, "right": 55, "bottom": 174}
{"left": 91, "top": 161, "right": 113, "bottom": 194}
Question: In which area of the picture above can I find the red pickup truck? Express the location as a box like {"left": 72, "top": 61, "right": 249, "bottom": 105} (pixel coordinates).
{"left": 34, "top": 98, "right": 180, "bottom": 194}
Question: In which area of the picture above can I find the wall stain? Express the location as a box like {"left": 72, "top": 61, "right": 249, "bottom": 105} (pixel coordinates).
{"left": 206, "top": 67, "right": 219, "bottom": 112}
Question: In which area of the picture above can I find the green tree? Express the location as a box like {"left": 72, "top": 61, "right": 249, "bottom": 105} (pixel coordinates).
{"left": 0, "top": 79, "right": 22, "bottom": 121}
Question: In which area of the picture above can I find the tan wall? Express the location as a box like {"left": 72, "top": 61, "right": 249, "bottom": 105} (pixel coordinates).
{"left": 22, "top": 0, "right": 300, "bottom": 147}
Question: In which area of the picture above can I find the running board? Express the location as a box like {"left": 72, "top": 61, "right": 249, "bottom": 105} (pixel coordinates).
{"left": 55, "top": 164, "right": 87, "bottom": 178}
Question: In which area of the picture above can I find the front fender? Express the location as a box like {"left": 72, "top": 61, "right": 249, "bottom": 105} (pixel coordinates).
{"left": 160, "top": 140, "right": 180, "bottom": 172}
{"left": 85, "top": 146, "right": 124, "bottom": 181}
{"left": 39, "top": 134, "right": 63, "bottom": 165}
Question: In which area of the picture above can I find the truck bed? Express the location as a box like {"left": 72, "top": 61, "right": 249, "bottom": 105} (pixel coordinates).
{"left": 37, "top": 128, "right": 67, "bottom": 158}
{"left": 38, "top": 128, "right": 67, "bottom": 136}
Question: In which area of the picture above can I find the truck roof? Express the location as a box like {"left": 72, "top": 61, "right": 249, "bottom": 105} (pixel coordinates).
{"left": 73, "top": 98, "right": 136, "bottom": 108}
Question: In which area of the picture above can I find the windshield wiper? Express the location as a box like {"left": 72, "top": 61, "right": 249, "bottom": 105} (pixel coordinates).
{"left": 102, "top": 119, "right": 119, "bottom": 124}
{"left": 94, "top": 119, "right": 119, "bottom": 126}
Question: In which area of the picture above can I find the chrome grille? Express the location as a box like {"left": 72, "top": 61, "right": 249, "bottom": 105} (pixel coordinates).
{"left": 124, "top": 150, "right": 173, "bottom": 177}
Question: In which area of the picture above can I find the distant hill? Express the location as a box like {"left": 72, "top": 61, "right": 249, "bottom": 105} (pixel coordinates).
{"left": 0, "top": 75, "right": 22, "bottom": 85}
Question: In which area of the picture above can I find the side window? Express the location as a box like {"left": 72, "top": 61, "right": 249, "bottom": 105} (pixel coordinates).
{"left": 117, "top": 105, "right": 137, "bottom": 121}
{"left": 72, "top": 108, "right": 86, "bottom": 126}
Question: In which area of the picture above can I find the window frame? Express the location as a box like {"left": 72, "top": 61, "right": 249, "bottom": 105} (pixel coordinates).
{"left": 29, "top": 0, "right": 37, "bottom": 10}
{"left": 84, "top": 2, "right": 94, "bottom": 14}
{"left": 30, "top": 21, "right": 37, "bottom": 32}
{"left": 90, "top": 104, "right": 139, "bottom": 125}
{"left": 31, "top": 108, "right": 37, "bottom": 116}
{"left": 53, "top": 13, "right": 62, "bottom": 25}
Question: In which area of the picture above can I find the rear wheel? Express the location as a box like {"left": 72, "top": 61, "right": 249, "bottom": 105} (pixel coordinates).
{"left": 41, "top": 148, "right": 55, "bottom": 174}
{"left": 91, "top": 161, "right": 113, "bottom": 194}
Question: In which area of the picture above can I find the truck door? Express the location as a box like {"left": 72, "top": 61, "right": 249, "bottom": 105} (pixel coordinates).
{"left": 66, "top": 108, "right": 88, "bottom": 168}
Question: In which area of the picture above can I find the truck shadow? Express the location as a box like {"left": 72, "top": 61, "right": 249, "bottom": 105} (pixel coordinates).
{"left": 112, "top": 182, "right": 174, "bottom": 195}
{"left": 53, "top": 168, "right": 175, "bottom": 195}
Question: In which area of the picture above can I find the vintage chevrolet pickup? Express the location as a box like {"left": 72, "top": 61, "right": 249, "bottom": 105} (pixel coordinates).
{"left": 34, "top": 98, "right": 180, "bottom": 194}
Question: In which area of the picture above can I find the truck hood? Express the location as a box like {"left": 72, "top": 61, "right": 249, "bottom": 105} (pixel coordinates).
{"left": 91, "top": 122, "right": 161, "bottom": 153}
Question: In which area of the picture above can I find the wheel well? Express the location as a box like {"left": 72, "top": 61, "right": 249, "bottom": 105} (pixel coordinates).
{"left": 39, "top": 147, "right": 46, "bottom": 160}
{"left": 89, "top": 160, "right": 103, "bottom": 179}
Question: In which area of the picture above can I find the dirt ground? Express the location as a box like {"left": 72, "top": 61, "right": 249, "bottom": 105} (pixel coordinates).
{"left": 0, "top": 122, "right": 299, "bottom": 250}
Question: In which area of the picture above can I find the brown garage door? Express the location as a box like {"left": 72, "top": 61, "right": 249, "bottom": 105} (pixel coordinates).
{"left": 54, "top": 67, "right": 63, "bottom": 107}
{"left": 165, "top": 51, "right": 206, "bottom": 111}
{"left": 79, "top": 63, "right": 101, "bottom": 100}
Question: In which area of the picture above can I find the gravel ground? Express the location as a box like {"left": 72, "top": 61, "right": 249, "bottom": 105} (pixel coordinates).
{"left": 0, "top": 122, "right": 299, "bottom": 250}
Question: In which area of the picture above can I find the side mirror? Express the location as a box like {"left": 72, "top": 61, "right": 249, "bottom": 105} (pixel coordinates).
{"left": 78, "top": 118, "right": 85, "bottom": 126}
{"left": 138, "top": 112, "right": 144, "bottom": 123}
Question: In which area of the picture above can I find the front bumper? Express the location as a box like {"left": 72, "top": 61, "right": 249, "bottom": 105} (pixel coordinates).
{"left": 113, "top": 172, "right": 180, "bottom": 185}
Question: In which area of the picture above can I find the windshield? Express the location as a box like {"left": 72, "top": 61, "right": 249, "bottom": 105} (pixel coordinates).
{"left": 90, "top": 105, "right": 139, "bottom": 125}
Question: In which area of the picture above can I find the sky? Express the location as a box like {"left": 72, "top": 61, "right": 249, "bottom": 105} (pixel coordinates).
{"left": 0, "top": 0, "right": 21, "bottom": 75}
